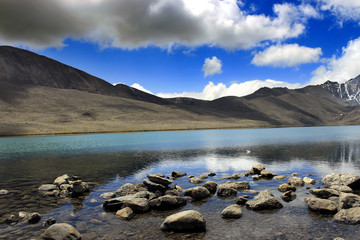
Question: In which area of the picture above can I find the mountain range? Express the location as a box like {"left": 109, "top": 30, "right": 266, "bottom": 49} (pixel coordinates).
{"left": 0, "top": 45, "right": 359, "bottom": 136}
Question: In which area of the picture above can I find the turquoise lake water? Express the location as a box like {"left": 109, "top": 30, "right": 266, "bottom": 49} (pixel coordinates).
{"left": 1, "top": 126, "right": 360, "bottom": 239}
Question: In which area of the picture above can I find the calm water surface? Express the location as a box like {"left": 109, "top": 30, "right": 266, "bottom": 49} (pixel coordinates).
{"left": 1, "top": 126, "right": 360, "bottom": 239}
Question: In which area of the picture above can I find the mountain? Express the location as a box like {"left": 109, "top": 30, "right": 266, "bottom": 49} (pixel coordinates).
{"left": 0, "top": 46, "right": 359, "bottom": 136}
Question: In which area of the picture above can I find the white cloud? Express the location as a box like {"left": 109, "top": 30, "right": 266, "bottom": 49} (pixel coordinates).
{"left": 316, "top": 0, "right": 360, "bottom": 23}
{"left": 252, "top": 44, "right": 322, "bottom": 67}
{"left": 157, "top": 80, "right": 301, "bottom": 100}
{"left": 310, "top": 37, "right": 360, "bottom": 85}
{"left": 130, "top": 83, "right": 154, "bottom": 94}
{"left": 0, "top": 0, "right": 319, "bottom": 50}
{"left": 202, "top": 56, "right": 222, "bottom": 77}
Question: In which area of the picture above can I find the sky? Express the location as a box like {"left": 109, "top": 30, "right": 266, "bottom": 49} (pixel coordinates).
{"left": 1, "top": 0, "right": 360, "bottom": 100}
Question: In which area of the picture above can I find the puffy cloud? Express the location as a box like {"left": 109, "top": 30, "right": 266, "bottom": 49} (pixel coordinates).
{"left": 252, "top": 44, "right": 322, "bottom": 67}
{"left": 0, "top": 0, "right": 318, "bottom": 49}
{"left": 310, "top": 37, "right": 360, "bottom": 85}
{"left": 157, "top": 80, "right": 301, "bottom": 100}
{"left": 202, "top": 56, "right": 222, "bottom": 77}
{"left": 130, "top": 83, "right": 154, "bottom": 94}
{"left": 316, "top": 0, "right": 360, "bottom": 23}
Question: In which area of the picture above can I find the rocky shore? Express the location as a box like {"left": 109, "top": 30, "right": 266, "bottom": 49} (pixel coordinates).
{"left": 3, "top": 165, "right": 360, "bottom": 239}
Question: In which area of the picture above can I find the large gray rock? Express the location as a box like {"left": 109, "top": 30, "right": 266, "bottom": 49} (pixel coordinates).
{"left": 246, "top": 190, "right": 283, "bottom": 210}
{"left": 221, "top": 204, "right": 242, "bottom": 219}
{"left": 217, "top": 184, "right": 237, "bottom": 197}
{"left": 103, "top": 195, "right": 150, "bottom": 213}
{"left": 184, "top": 187, "right": 210, "bottom": 201}
{"left": 202, "top": 181, "right": 217, "bottom": 194}
{"left": 160, "top": 210, "right": 206, "bottom": 232}
{"left": 147, "top": 174, "right": 173, "bottom": 186}
{"left": 42, "top": 223, "right": 81, "bottom": 240}
{"left": 338, "top": 193, "right": 360, "bottom": 210}
{"left": 322, "top": 173, "right": 360, "bottom": 190}
{"left": 287, "top": 177, "right": 305, "bottom": 187}
{"left": 304, "top": 197, "right": 338, "bottom": 213}
{"left": 278, "top": 183, "right": 296, "bottom": 193}
{"left": 149, "top": 195, "right": 187, "bottom": 210}
{"left": 309, "top": 189, "right": 340, "bottom": 199}
{"left": 333, "top": 207, "right": 360, "bottom": 224}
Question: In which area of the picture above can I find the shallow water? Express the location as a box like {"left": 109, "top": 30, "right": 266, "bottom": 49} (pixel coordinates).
{"left": 1, "top": 126, "right": 360, "bottom": 239}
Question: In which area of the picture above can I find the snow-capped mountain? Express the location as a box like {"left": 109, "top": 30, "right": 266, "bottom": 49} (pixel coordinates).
{"left": 321, "top": 75, "right": 360, "bottom": 105}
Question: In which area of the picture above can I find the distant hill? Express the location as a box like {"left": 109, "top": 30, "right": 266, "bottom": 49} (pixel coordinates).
{"left": 0, "top": 45, "right": 359, "bottom": 136}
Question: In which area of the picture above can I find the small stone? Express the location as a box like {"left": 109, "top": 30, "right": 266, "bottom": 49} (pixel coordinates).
{"left": 0, "top": 189, "right": 9, "bottom": 195}
{"left": 100, "top": 192, "right": 116, "bottom": 199}
{"left": 292, "top": 173, "right": 299, "bottom": 176}
{"left": 304, "top": 197, "right": 338, "bottom": 213}
{"left": 234, "top": 196, "right": 248, "bottom": 205}
{"left": 199, "top": 173, "right": 209, "bottom": 179}
{"left": 28, "top": 212, "right": 41, "bottom": 224}
{"left": 221, "top": 204, "right": 242, "bottom": 219}
{"left": 116, "top": 207, "right": 134, "bottom": 220}
{"left": 160, "top": 210, "right": 206, "bottom": 232}
{"left": 149, "top": 195, "right": 187, "bottom": 210}
{"left": 189, "top": 177, "right": 203, "bottom": 184}
{"left": 231, "top": 174, "right": 241, "bottom": 180}
{"left": 322, "top": 173, "right": 360, "bottom": 190}
{"left": 281, "top": 191, "right": 296, "bottom": 202}
{"left": 252, "top": 164, "right": 266, "bottom": 174}
{"left": 148, "top": 174, "right": 173, "bottom": 186}
{"left": 338, "top": 193, "right": 360, "bottom": 210}
{"left": 278, "top": 183, "right": 296, "bottom": 193}
{"left": 260, "top": 170, "right": 277, "bottom": 179}
{"left": 208, "top": 172, "right": 216, "bottom": 177}
{"left": 184, "top": 187, "right": 210, "bottom": 201}
{"left": 303, "top": 177, "right": 316, "bottom": 185}
{"left": 172, "top": 171, "right": 186, "bottom": 178}
{"left": 143, "top": 179, "right": 166, "bottom": 192}
{"left": 42, "top": 217, "right": 56, "bottom": 226}
{"left": 287, "top": 177, "right": 305, "bottom": 187}
{"left": 42, "top": 223, "right": 81, "bottom": 240}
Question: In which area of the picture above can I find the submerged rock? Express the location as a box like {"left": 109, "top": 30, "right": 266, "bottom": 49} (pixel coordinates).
{"left": 42, "top": 223, "right": 81, "bottom": 240}
{"left": 184, "top": 187, "right": 210, "bottom": 201}
{"left": 304, "top": 197, "right": 338, "bottom": 214}
{"left": 189, "top": 177, "right": 204, "bottom": 184}
{"left": 273, "top": 176, "right": 287, "bottom": 181}
{"left": 333, "top": 207, "right": 360, "bottom": 224}
{"left": 160, "top": 210, "right": 206, "bottom": 232}
{"left": 221, "top": 204, "right": 242, "bottom": 219}
{"left": 38, "top": 184, "right": 58, "bottom": 192}
{"left": 246, "top": 190, "right": 283, "bottom": 210}
{"left": 322, "top": 173, "right": 360, "bottom": 190}
{"left": 231, "top": 174, "right": 241, "bottom": 180}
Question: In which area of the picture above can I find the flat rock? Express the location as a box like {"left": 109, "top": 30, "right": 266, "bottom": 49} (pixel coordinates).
{"left": 246, "top": 190, "right": 283, "bottom": 210}
{"left": 184, "top": 187, "right": 210, "bottom": 201}
{"left": 202, "top": 181, "right": 217, "bottom": 194}
{"left": 148, "top": 174, "right": 173, "bottom": 186}
{"left": 228, "top": 181, "right": 250, "bottom": 190}
{"left": 143, "top": 179, "right": 166, "bottom": 192}
{"left": 100, "top": 192, "right": 116, "bottom": 199}
{"left": 160, "top": 210, "right": 206, "bottom": 232}
{"left": 149, "top": 195, "right": 187, "bottom": 210}
{"left": 287, "top": 177, "right": 305, "bottom": 187}
{"left": 303, "top": 177, "right": 316, "bottom": 185}
{"left": 322, "top": 173, "right": 360, "bottom": 190}
{"left": 333, "top": 207, "right": 360, "bottom": 224}
{"left": 172, "top": 171, "right": 186, "bottom": 178}
{"left": 338, "top": 193, "right": 360, "bottom": 210}
{"left": 103, "top": 195, "right": 150, "bottom": 212}
{"left": 304, "top": 197, "right": 338, "bottom": 213}
{"left": 39, "top": 184, "right": 58, "bottom": 192}
{"left": 278, "top": 183, "right": 296, "bottom": 193}
{"left": 310, "top": 189, "right": 340, "bottom": 199}
{"left": 221, "top": 204, "right": 242, "bottom": 219}
{"left": 189, "top": 177, "right": 203, "bottom": 184}
{"left": 42, "top": 223, "right": 81, "bottom": 240}
{"left": 273, "top": 176, "right": 286, "bottom": 181}
{"left": 116, "top": 207, "right": 134, "bottom": 220}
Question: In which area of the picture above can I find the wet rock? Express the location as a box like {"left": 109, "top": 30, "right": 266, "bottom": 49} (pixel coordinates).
{"left": 234, "top": 196, "right": 248, "bottom": 205}
{"left": 100, "top": 192, "right": 116, "bottom": 199}
{"left": 333, "top": 207, "right": 360, "bottom": 224}
{"left": 330, "top": 185, "right": 353, "bottom": 193}
{"left": 202, "top": 181, "right": 217, "bottom": 194}
{"left": 322, "top": 173, "right": 360, "bottom": 190}
{"left": 42, "top": 223, "right": 81, "bottom": 240}
{"left": 231, "top": 174, "right": 241, "bottom": 180}
{"left": 260, "top": 170, "right": 277, "bottom": 179}
{"left": 184, "top": 187, "right": 211, "bottom": 201}
{"left": 149, "top": 195, "right": 187, "bottom": 210}
{"left": 148, "top": 174, "right": 173, "bottom": 186}
{"left": 338, "top": 193, "right": 360, "bottom": 210}
{"left": 53, "top": 174, "right": 70, "bottom": 186}
{"left": 160, "top": 210, "right": 206, "bottom": 232}
{"left": 246, "top": 190, "right": 283, "bottom": 210}
{"left": 165, "top": 189, "right": 181, "bottom": 197}
{"left": 281, "top": 191, "right": 296, "bottom": 202}
{"left": 143, "top": 179, "right": 166, "bottom": 192}
{"left": 251, "top": 164, "right": 266, "bottom": 174}
{"left": 304, "top": 197, "right": 338, "bottom": 214}
{"left": 42, "top": 217, "right": 56, "bottom": 227}
{"left": 278, "top": 183, "right": 296, "bottom": 193}
{"left": 116, "top": 183, "right": 144, "bottom": 196}
{"left": 189, "top": 177, "right": 203, "bottom": 184}
{"left": 273, "top": 176, "right": 286, "bottom": 181}
{"left": 303, "top": 177, "right": 316, "bottom": 185}
{"left": 252, "top": 175, "right": 261, "bottom": 181}
{"left": 116, "top": 207, "right": 134, "bottom": 220}
{"left": 172, "top": 171, "right": 186, "bottom": 178}
{"left": 221, "top": 204, "right": 242, "bottom": 219}
{"left": 38, "top": 184, "right": 58, "bottom": 191}
{"left": 103, "top": 195, "right": 150, "bottom": 213}
{"left": 287, "top": 177, "right": 305, "bottom": 187}
{"left": 228, "top": 181, "right": 250, "bottom": 190}
{"left": 199, "top": 173, "right": 209, "bottom": 179}
{"left": 217, "top": 184, "right": 237, "bottom": 198}
{"left": 309, "top": 189, "right": 340, "bottom": 199}
{"left": 70, "top": 184, "right": 88, "bottom": 196}
{"left": 0, "top": 189, "right": 9, "bottom": 195}
{"left": 28, "top": 212, "right": 41, "bottom": 224}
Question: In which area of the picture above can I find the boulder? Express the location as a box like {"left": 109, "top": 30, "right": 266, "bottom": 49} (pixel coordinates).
{"left": 221, "top": 204, "right": 242, "bottom": 219}
{"left": 39, "top": 184, "right": 58, "bottom": 192}
{"left": 100, "top": 192, "right": 116, "bottom": 199}
{"left": 281, "top": 191, "right": 296, "bottom": 202}
{"left": 172, "top": 171, "right": 186, "bottom": 178}
{"left": 143, "top": 179, "right": 166, "bottom": 192}
{"left": 246, "top": 190, "right": 283, "bottom": 210}
{"left": 217, "top": 184, "right": 237, "bottom": 198}
{"left": 189, "top": 177, "right": 204, "bottom": 184}
{"left": 160, "top": 210, "right": 206, "bottom": 232}
{"left": 251, "top": 164, "right": 266, "bottom": 174}
{"left": 260, "top": 170, "right": 277, "bottom": 179}
{"left": 273, "top": 176, "right": 286, "bottom": 181}
{"left": 304, "top": 197, "right": 338, "bottom": 213}
{"left": 53, "top": 174, "right": 70, "bottom": 186}
{"left": 333, "top": 207, "right": 360, "bottom": 224}
{"left": 303, "top": 177, "right": 316, "bottom": 185}
{"left": 338, "top": 193, "right": 360, "bottom": 210}
{"left": 278, "top": 183, "right": 296, "bottom": 193}
{"left": 287, "top": 177, "right": 305, "bottom": 187}
{"left": 322, "top": 173, "right": 360, "bottom": 190}
{"left": 103, "top": 195, "right": 150, "bottom": 213}
{"left": 116, "top": 207, "right": 134, "bottom": 220}
{"left": 309, "top": 189, "right": 340, "bottom": 199}
{"left": 28, "top": 212, "right": 41, "bottom": 224}
{"left": 42, "top": 223, "right": 81, "bottom": 240}
{"left": 202, "top": 181, "right": 217, "bottom": 194}
{"left": 330, "top": 185, "right": 353, "bottom": 193}
{"left": 234, "top": 196, "right": 248, "bottom": 205}
{"left": 147, "top": 174, "right": 173, "bottom": 186}
{"left": 184, "top": 187, "right": 211, "bottom": 201}
{"left": 149, "top": 195, "right": 187, "bottom": 210}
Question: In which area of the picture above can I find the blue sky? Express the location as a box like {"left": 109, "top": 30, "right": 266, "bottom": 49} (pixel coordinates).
{"left": 1, "top": 0, "right": 360, "bottom": 100}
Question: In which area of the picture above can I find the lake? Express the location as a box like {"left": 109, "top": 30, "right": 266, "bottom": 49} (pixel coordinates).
{"left": 1, "top": 126, "right": 360, "bottom": 239}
